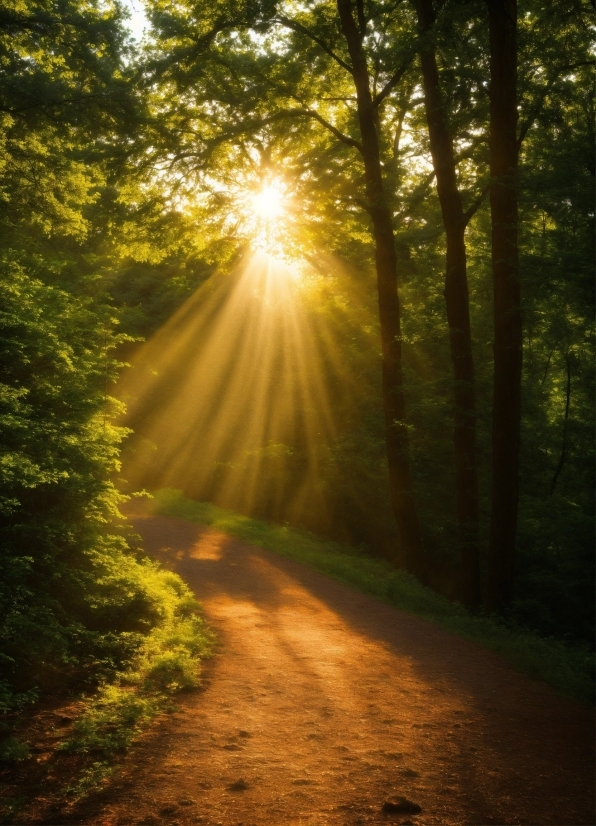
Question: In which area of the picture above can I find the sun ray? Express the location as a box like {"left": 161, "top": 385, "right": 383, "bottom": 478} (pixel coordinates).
{"left": 117, "top": 247, "right": 364, "bottom": 535}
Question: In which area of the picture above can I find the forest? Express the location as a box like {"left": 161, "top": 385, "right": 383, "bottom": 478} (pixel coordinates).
{"left": 0, "top": 0, "right": 593, "bottom": 746}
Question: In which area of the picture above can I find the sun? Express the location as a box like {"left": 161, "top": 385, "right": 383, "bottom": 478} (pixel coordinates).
{"left": 219, "top": 174, "right": 297, "bottom": 259}
{"left": 246, "top": 179, "right": 292, "bottom": 256}
{"left": 251, "top": 181, "right": 285, "bottom": 221}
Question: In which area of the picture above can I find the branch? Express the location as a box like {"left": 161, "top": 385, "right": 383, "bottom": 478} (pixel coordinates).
{"left": 275, "top": 15, "right": 353, "bottom": 74}
{"left": 517, "top": 77, "right": 557, "bottom": 153}
{"left": 391, "top": 81, "right": 415, "bottom": 156}
{"left": 462, "top": 182, "right": 489, "bottom": 227}
{"left": 244, "top": 69, "right": 362, "bottom": 152}
{"left": 0, "top": 90, "right": 120, "bottom": 115}
{"left": 372, "top": 53, "right": 415, "bottom": 109}
{"left": 355, "top": 0, "right": 368, "bottom": 35}
{"left": 295, "top": 107, "right": 363, "bottom": 151}
{"left": 169, "top": 106, "right": 362, "bottom": 164}
{"left": 394, "top": 169, "right": 436, "bottom": 222}
{"left": 144, "top": 20, "right": 230, "bottom": 82}
{"left": 453, "top": 132, "right": 487, "bottom": 165}
{"left": 517, "top": 60, "right": 596, "bottom": 152}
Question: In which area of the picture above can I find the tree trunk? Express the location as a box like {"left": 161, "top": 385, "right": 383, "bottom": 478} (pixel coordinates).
{"left": 486, "top": 0, "right": 522, "bottom": 612}
{"left": 414, "top": 0, "right": 480, "bottom": 608}
{"left": 337, "top": 0, "right": 428, "bottom": 583}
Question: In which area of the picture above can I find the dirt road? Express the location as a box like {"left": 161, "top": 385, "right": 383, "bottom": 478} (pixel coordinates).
{"left": 67, "top": 514, "right": 594, "bottom": 826}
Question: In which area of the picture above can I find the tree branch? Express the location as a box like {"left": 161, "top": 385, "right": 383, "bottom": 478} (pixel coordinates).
{"left": 355, "top": 0, "right": 368, "bottom": 35}
{"left": 462, "top": 182, "right": 489, "bottom": 227}
{"left": 517, "top": 60, "right": 595, "bottom": 153}
{"left": 394, "top": 170, "right": 436, "bottom": 222}
{"left": 294, "top": 107, "right": 363, "bottom": 151}
{"left": 372, "top": 53, "right": 415, "bottom": 109}
{"left": 275, "top": 15, "right": 353, "bottom": 74}
{"left": 453, "top": 132, "right": 487, "bottom": 164}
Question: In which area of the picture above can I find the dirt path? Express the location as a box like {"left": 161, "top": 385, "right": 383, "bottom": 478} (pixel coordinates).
{"left": 67, "top": 515, "right": 593, "bottom": 826}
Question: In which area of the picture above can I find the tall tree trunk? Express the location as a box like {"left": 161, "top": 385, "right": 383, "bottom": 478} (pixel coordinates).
{"left": 414, "top": 0, "right": 480, "bottom": 608}
{"left": 337, "top": 0, "right": 428, "bottom": 583}
{"left": 486, "top": 0, "right": 522, "bottom": 612}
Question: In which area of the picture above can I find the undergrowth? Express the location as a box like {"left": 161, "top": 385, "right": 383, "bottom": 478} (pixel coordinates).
{"left": 57, "top": 572, "right": 213, "bottom": 800}
{"left": 152, "top": 488, "right": 594, "bottom": 704}
{"left": 0, "top": 563, "right": 213, "bottom": 817}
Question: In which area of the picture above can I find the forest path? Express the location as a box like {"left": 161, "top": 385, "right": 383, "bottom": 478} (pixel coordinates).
{"left": 70, "top": 514, "right": 593, "bottom": 826}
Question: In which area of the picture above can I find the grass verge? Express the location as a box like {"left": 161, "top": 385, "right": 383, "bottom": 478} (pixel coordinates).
{"left": 0, "top": 565, "right": 214, "bottom": 822}
{"left": 56, "top": 571, "right": 213, "bottom": 801}
{"left": 151, "top": 488, "right": 593, "bottom": 705}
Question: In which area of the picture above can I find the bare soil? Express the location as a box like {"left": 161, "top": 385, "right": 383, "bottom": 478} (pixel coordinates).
{"left": 7, "top": 514, "right": 595, "bottom": 825}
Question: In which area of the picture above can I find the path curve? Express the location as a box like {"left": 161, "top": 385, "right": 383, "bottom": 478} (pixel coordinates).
{"left": 70, "top": 515, "right": 594, "bottom": 826}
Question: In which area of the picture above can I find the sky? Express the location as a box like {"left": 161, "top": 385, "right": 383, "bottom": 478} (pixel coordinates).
{"left": 122, "top": 0, "right": 148, "bottom": 42}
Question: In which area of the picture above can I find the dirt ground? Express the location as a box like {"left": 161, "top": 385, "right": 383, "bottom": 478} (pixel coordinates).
{"left": 14, "top": 514, "right": 596, "bottom": 825}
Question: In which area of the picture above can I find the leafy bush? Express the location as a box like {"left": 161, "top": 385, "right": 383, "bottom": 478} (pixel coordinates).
{"left": 0, "top": 267, "right": 213, "bottom": 713}
{"left": 59, "top": 587, "right": 212, "bottom": 793}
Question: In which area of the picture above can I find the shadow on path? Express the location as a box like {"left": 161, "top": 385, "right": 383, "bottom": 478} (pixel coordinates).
{"left": 63, "top": 514, "right": 594, "bottom": 826}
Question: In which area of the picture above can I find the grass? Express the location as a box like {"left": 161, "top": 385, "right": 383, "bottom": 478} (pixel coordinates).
{"left": 0, "top": 562, "right": 214, "bottom": 821}
{"left": 0, "top": 737, "right": 29, "bottom": 764}
{"left": 0, "top": 555, "right": 214, "bottom": 823}
{"left": 56, "top": 577, "right": 214, "bottom": 801}
{"left": 151, "top": 488, "right": 594, "bottom": 705}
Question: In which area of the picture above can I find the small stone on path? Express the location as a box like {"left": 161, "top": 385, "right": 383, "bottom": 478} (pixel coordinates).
{"left": 159, "top": 804, "right": 178, "bottom": 815}
{"left": 382, "top": 796, "right": 422, "bottom": 815}
{"left": 228, "top": 778, "right": 249, "bottom": 792}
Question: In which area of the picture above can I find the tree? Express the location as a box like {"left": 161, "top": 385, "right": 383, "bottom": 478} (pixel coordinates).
{"left": 133, "top": 0, "right": 593, "bottom": 633}
{"left": 413, "top": 0, "right": 483, "bottom": 606}
{"left": 334, "top": 0, "right": 428, "bottom": 580}
{"left": 484, "top": 0, "right": 522, "bottom": 611}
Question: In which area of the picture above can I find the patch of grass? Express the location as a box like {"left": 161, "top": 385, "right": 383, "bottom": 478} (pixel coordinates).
{"left": 57, "top": 564, "right": 214, "bottom": 800}
{"left": 59, "top": 687, "right": 161, "bottom": 760}
{"left": 0, "top": 792, "right": 28, "bottom": 824}
{"left": 62, "top": 761, "right": 114, "bottom": 800}
{"left": 151, "top": 488, "right": 594, "bottom": 704}
{"left": 0, "top": 737, "right": 29, "bottom": 764}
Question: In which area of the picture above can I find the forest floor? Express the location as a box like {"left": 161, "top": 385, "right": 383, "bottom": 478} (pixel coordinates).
{"left": 6, "top": 513, "right": 595, "bottom": 826}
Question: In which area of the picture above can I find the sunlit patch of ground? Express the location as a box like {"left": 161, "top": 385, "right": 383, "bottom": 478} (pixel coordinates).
{"left": 19, "top": 513, "right": 594, "bottom": 826}
{"left": 185, "top": 530, "right": 229, "bottom": 561}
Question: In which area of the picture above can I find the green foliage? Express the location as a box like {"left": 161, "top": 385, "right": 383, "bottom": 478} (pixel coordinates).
{"left": 62, "top": 760, "right": 115, "bottom": 801}
{"left": 0, "top": 737, "right": 30, "bottom": 764}
{"left": 57, "top": 578, "right": 212, "bottom": 798}
{"left": 0, "top": 264, "right": 133, "bottom": 707}
{"left": 153, "top": 490, "right": 594, "bottom": 704}
{"left": 0, "top": 198, "right": 212, "bottom": 717}
{"left": 62, "top": 688, "right": 160, "bottom": 759}
{"left": 109, "top": 257, "right": 213, "bottom": 339}
{"left": 0, "top": 0, "right": 216, "bottom": 719}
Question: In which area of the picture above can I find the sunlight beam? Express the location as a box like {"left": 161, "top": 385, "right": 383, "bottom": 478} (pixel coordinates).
{"left": 117, "top": 250, "right": 353, "bottom": 533}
